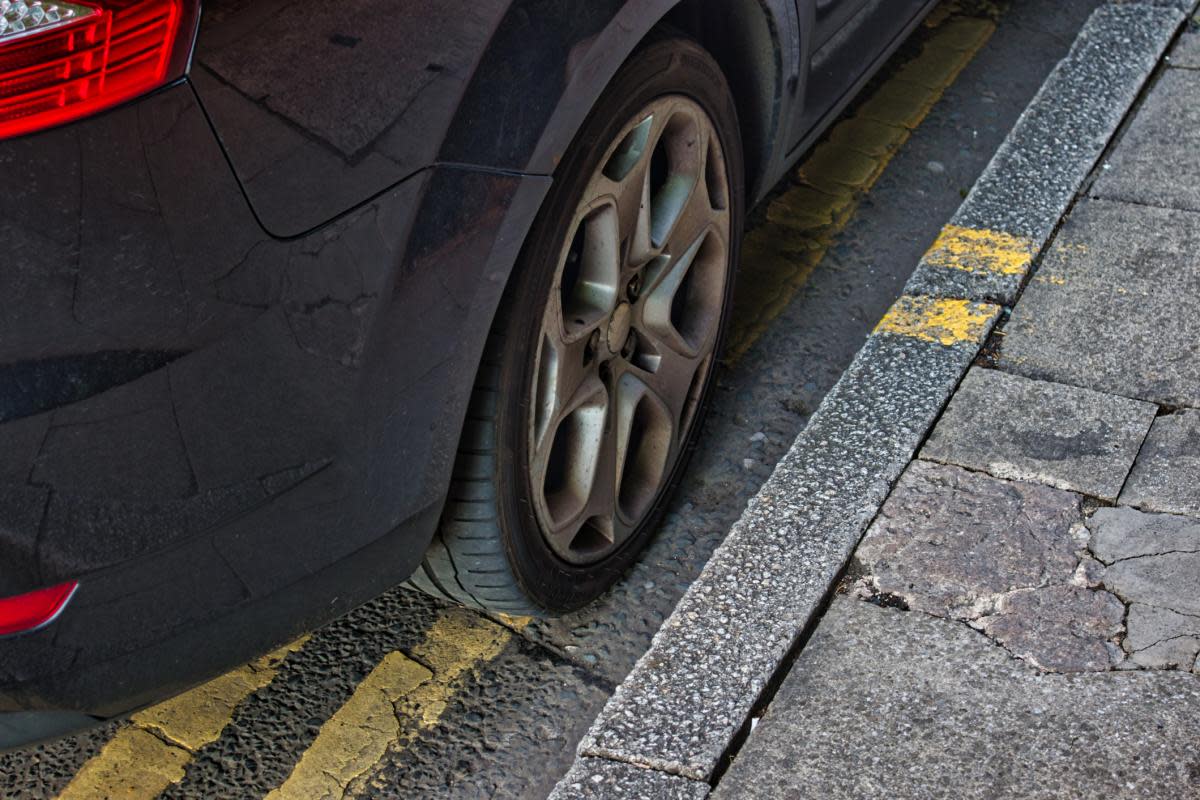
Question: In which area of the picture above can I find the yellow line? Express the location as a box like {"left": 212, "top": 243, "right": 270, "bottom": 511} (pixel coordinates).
{"left": 727, "top": 2, "right": 999, "bottom": 362}
{"left": 57, "top": 637, "right": 308, "bottom": 800}
{"left": 921, "top": 224, "right": 1035, "bottom": 277}
{"left": 267, "top": 610, "right": 513, "bottom": 800}
{"left": 873, "top": 295, "right": 998, "bottom": 346}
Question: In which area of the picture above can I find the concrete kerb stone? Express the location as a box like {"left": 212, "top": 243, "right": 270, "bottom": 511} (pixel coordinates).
{"left": 548, "top": 3, "right": 1192, "bottom": 796}
{"left": 569, "top": 309, "right": 999, "bottom": 784}
{"left": 904, "top": 3, "right": 1186, "bottom": 305}
{"left": 549, "top": 759, "right": 710, "bottom": 800}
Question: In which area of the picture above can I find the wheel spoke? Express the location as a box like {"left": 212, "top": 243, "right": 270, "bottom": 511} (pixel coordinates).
{"left": 611, "top": 370, "right": 675, "bottom": 525}
{"left": 595, "top": 112, "right": 664, "bottom": 267}
{"left": 558, "top": 202, "right": 622, "bottom": 342}
{"left": 531, "top": 322, "right": 601, "bottom": 452}
{"left": 626, "top": 332, "right": 706, "bottom": 439}
{"left": 530, "top": 374, "right": 609, "bottom": 537}
{"left": 639, "top": 226, "right": 725, "bottom": 360}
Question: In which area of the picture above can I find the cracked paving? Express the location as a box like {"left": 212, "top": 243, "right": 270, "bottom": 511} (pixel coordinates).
{"left": 852, "top": 459, "right": 1198, "bottom": 674}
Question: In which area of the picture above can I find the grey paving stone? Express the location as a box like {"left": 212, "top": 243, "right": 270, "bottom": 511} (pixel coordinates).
{"left": 549, "top": 759, "right": 710, "bottom": 800}
{"left": 904, "top": 3, "right": 1184, "bottom": 303}
{"left": 713, "top": 598, "right": 1200, "bottom": 800}
{"left": 1093, "top": 69, "right": 1200, "bottom": 211}
{"left": 575, "top": 321, "right": 996, "bottom": 782}
{"left": 1089, "top": 506, "right": 1200, "bottom": 670}
{"left": 1169, "top": 28, "right": 1200, "bottom": 67}
{"left": 1089, "top": 505, "right": 1200, "bottom": 563}
{"left": 998, "top": 200, "right": 1200, "bottom": 408}
{"left": 1124, "top": 603, "right": 1200, "bottom": 670}
{"left": 921, "top": 368, "right": 1155, "bottom": 499}
{"left": 1120, "top": 410, "right": 1200, "bottom": 516}
{"left": 856, "top": 461, "right": 1124, "bottom": 671}
{"left": 974, "top": 584, "right": 1125, "bottom": 671}
{"left": 1098, "top": 542, "right": 1200, "bottom": 616}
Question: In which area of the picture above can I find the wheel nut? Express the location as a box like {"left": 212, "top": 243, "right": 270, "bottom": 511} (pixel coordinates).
{"left": 627, "top": 274, "right": 642, "bottom": 301}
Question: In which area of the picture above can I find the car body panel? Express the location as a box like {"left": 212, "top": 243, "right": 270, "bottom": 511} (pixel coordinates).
{"left": 0, "top": 82, "right": 551, "bottom": 719}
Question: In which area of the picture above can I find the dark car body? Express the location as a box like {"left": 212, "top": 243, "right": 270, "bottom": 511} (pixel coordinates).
{"left": 0, "top": 0, "right": 934, "bottom": 747}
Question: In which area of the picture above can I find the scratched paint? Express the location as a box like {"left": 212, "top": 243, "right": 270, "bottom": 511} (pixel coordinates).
{"left": 873, "top": 295, "right": 999, "bottom": 346}
{"left": 921, "top": 224, "right": 1036, "bottom": 276}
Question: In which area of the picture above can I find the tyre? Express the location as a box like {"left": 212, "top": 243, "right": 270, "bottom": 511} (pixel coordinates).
{"left": 409, "top": 36, "right": 745, "bottom": 614}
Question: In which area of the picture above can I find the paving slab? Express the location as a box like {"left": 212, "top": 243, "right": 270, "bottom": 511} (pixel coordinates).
{"left": 1169, "top": 28, "right": 1200, "bottom": 67}
{"left": 998, "top": 199, "right": 1200, "bottom": 408}
{"left": 1089, "top": 510, "right": 1200, "bottom": 652}
{"left": 855, "top": 460, "right": 1126, "bottom": 672}
{"left": 1119, "top": 410, "right": 1200, "bottom": 516}
{"left": 1093, "top": 69, "right": 1200, "bottom": 211}
{"left": 920, "top": 367, "right": 1155, "bottom": 499}
{"left": 713, "top": 598, "right": 1200, "bottom": 800}
{"left": 1088, "top": 507, "right": 1200, "bottom": 671}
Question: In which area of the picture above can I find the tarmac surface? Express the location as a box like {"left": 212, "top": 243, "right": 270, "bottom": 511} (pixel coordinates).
{"left": 0, "top": 1, "right": 1112, "bottom": 797}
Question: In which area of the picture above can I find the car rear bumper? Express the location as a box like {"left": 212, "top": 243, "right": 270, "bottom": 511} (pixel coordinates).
{"left": 0, "top": 80, "right": 549, "bottom": 744}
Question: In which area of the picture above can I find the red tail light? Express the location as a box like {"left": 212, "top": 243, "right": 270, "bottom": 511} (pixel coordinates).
{"left": 0, "top": 580, "right": 78, "bottom": 636}
{"left": 0, "top": 1, "right": 199, "bottom": 140}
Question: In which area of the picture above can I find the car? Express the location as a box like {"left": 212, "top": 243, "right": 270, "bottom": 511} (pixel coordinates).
{"left": 0, "top": 0, "right": 937, "bottom": 748}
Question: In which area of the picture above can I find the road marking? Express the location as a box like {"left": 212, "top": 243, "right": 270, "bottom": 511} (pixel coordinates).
{"left": 727, "top": 6, "right": 999, "bottom": 361}
{"left": 266, "top": 610, "right": 513, "bottom": 800}
{"left": 57, "top": 637, "right": 308, "bottom": 800}
{"left": 921, "top": 224, "right": 1035, "bottom": 276}
{"left": 874, "top": 295, "right": 998, "bottom": 346}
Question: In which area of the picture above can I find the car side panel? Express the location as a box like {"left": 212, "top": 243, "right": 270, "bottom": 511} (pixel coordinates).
{"left": 192, "top": 0, "right": 798, "bottom": 236}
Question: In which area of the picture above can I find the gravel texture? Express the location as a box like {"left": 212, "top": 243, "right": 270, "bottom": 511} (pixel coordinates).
{"left": 575, "top": 321, "right": 997, "bottom": 781}
{"left": 904, "top": 3, "right": 1183, "bottom": 304}
{"left": 549, "top": 759, "right": 710, "bottom": 800}
{"left": 920, "top": 367, "right": 1155, "bottom": 500}
{"left": 999, "top": 200, "right": 1200, "bottom": 408}
{"left": 1093, "top": 69, "right": 1200, "bottom": 211}
{"left": 1119, "top": 410, "right": 1200, "bottom": 517}
{"left": 713, "top": 598, "right": 1200, "bottom": 800}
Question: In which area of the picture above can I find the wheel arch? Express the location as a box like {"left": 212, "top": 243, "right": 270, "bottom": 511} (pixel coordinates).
{"left": 512, "top": 0, "right": 792, "bottom": 202}
{"left": 660, "top": 0, "right": 791, "bottom": 200}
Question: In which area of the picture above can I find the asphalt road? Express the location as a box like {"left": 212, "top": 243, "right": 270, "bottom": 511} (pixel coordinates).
{"left": 2, "top": 1, "right": 1107, "bottom": 797}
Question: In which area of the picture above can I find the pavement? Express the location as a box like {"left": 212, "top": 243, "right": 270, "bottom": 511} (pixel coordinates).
{"left": 557, "top": 2, "right": 1200, "bottom": 798}
{"left": 0, "top": 1, "right": 1149, "bottom": 798}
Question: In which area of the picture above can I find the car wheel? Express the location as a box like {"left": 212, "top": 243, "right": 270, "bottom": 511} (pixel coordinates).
{"left": 409, "top": 36, "right": 744, "bottom": 614}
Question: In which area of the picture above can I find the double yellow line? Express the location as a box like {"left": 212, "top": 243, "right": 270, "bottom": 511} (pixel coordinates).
{"left": 57, "top": 610, "right": 523, "bottom": 800}
{"left": 60, "top": 638, "right": 308, "bottom": 799}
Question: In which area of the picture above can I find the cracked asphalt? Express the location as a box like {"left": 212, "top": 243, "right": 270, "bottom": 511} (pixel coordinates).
{"left": 0, "top": 1, "right": 1114, "bottom": 797}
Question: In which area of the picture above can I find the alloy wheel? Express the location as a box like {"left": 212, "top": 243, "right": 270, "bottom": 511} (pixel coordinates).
{"left": 528, "top": 95, "right": 732, "bottom": 565}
